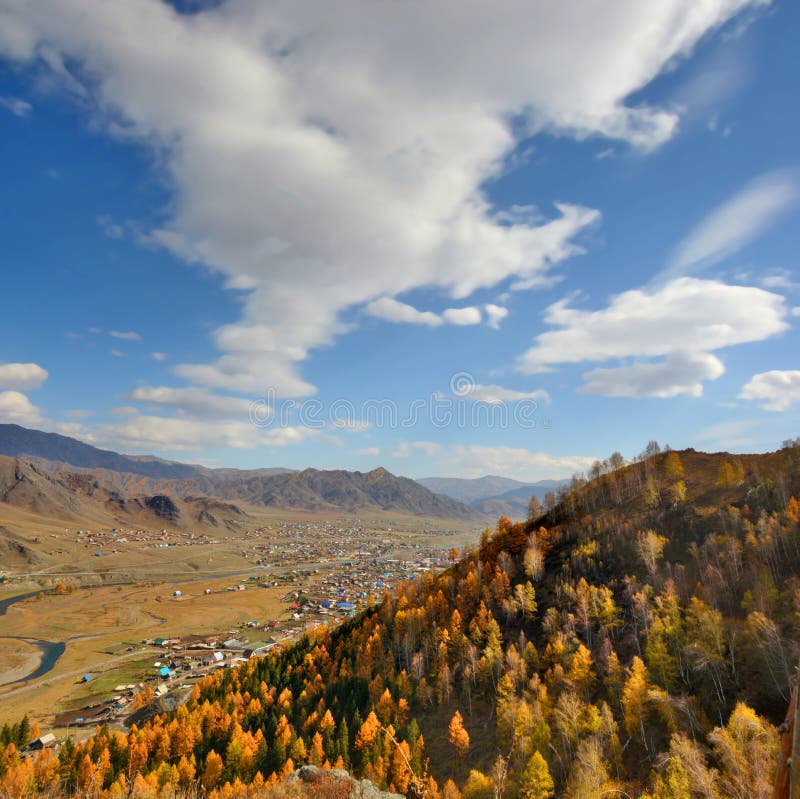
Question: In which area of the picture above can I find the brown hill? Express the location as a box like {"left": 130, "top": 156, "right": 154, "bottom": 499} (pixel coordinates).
{"left": 0, "top": 455, "right": 250, "bottom": 533}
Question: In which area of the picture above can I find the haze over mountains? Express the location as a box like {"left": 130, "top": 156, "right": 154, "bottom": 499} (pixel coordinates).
{"left": 0, "top": 424, "right": 483, "bottom": 524}
{"left": 417, "top": 474, "right": 568, "bottom": 517}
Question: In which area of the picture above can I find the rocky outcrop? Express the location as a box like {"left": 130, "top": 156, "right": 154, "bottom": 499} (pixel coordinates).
{"left": 289, "top": 765, "right": 406, "bottom": 799}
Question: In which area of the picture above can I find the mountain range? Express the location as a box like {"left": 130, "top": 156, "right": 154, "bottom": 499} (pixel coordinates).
{"left": 0, "top": 424, "right": 480, "bottom": 525}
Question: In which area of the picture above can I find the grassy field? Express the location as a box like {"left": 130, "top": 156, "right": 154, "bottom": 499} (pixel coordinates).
{"left": 0, "top": 575, "right": 292, "bottom": 723}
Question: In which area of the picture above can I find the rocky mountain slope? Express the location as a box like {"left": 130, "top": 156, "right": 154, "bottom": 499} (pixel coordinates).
{"left": 0, "top": 455, "right": 250, "bottom": 531}
{"left": 0, "top": 453, "right": 479, "bottom": 525}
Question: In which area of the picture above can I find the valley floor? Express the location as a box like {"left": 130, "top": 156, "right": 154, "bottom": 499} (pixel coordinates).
{"left": 0, "top": 509, "right": 476, "bottom": 733}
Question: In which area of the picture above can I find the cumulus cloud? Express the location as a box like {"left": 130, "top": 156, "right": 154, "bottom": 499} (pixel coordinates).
{"left": 485, "top": 304, "right": 509, "bottom": 329}
{"left": 581, "top": 352, "right": 725, "bottom": 398}
{"left": 393, "top": 441, "right": 441, "bottom": 458}
{"left": 150, "top": 351, "right": 168, "bottom": 361}
{"left": 460, "top": 383, "right": 550, "bottom": 404}
{"left": 438, "top": 445, "right": 596, "bottom": 481}
{"left": 442, "top": 307, "right": 482, "bottom": 326}
{"left": 128, "top": 385, "right": 256, "bottom": 420}
{"left": 109, "top": 330, "right": 141, "bottom": 341}
{"left": 0, "top": 362, "right": 48, "bottom": 390}
{"left": 366, "top": 297, "right": 483, "bottom": 328}
{"left": 0, "top": 0, "right": 763, "bottom": 396}
{"left": 366, "top": 298, "right": 443, "bottom": 327}
{"left": 0, "top": 390, "right": 43, "bottom": 424}
{"left": 665, "top": 170, "right": 799, "bottom": 279}
{"left": 517, "top": 277, "right": 787, "bottom": 396}
{"left": 739, "top": 370, "right": 800, "bottom": 411}
{"left": 792, "top": 307, "right": 800, "bottom": 317}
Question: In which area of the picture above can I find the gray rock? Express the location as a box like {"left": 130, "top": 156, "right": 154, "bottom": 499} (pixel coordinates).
{"left": 288, "top": 765, "right": 405, "bottom": 799}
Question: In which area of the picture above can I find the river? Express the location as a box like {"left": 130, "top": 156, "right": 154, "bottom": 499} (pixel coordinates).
{"left": 0, "top": 590, "right": 66, "bottom": 686}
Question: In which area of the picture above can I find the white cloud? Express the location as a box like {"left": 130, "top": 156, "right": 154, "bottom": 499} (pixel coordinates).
{"left": 128, "top": 385, "right": 256, "bottom": 420}
{"left": 0, "top": 390, "right": 43, "bottom": 425}
{"left": 0, "top": 95, "right": 31, "bottom": 116}
{"left": 355, "top": 446, "right": 380, "bottom": 456}
{"left": 366, "top": 297, "right": 483, "bottom": 328}
{"left": 442, "top": 306, "right": 482, "bottom": 326}
{"left": 109, "top": 330, "right": 141, "bottom": 341}
{"left": 580, "top": 352, "right": 725, "bottom": 398}
{"left": 102, "top": 416, "right": 217, "bottom": 451}
{"left": 438, "top": 445, "right": 596, "bottom": 481}
{"left": 739, "top": 370, "right": 800, "bottom": 411}
{"left": 792, "top": 307, "right": 800, "bottom": 317}
{"left": 517, "top": 278, "right": 788, "bottom": 398}
{"left": 0, "top": 362, "right": 48, "bottom": 390}
{"left": 330, "top": 418, "right": 370, "bottom": 432}
{"left": 665, "top": 170, "right": 798, "bottom": 278}
{"left": 150, "top": 351, "right": 168, "bottom": 361}
{"left": 485, "top": 304, "right": 509, "bottom": 329}
{"left": 366, "top": 298, "right": 442, "bottom": 327}
{"left": 393, "top": 441, "right": 441, "bottom": 458}
{"left": 759, "top": 269, "right": 799, "bottom": 290}
{"left": 111, "top": 349, "right": 124, "bottom": 358}
{"left": 92, "top": 413, "right": 313, "bottom": 452}
{"left": 461, "top": 383, "right": 550, "bottom": 404}
{"left": 0, "top": 0, "right": 763, "bottom": 396}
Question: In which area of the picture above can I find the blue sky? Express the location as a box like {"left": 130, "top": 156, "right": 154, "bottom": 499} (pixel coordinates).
{"left": 0, "top": 0, "right": 798, "bottom": 480}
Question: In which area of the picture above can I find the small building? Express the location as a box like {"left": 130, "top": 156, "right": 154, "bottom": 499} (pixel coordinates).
{"left": 159, "top": 666, "right": 171, "bottom": 679}
{"left": 243, "top": 642, "right": 272, "bottom": 658}
{"left": 82, "top": 674, "right": 92, "bottom": 683}
{"left": 173, "top": 590, "right": 182, "bottom": 598}
{"left": 28, "top": 734, "right": 57, "bottom": 750}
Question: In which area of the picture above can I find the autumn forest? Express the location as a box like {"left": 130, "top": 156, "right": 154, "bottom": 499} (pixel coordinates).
{"left": 2, "top": 444, "right": 800, "bottom": 799}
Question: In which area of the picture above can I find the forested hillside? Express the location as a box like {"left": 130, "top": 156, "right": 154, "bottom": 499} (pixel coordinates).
{"left": 2, "top": 444, "right": 800, "bottom": 799}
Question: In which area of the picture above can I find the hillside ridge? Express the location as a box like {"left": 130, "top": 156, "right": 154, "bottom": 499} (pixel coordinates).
{"left": 2, "top": 444, "right": 798, "bottom": 799}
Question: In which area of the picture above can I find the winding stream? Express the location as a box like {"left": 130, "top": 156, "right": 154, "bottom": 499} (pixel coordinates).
{"left": 0, "top": 591, "right": 66, "bottom": 686}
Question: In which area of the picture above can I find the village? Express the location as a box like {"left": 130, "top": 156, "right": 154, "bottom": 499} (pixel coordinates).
{"left": 4, "top": 516, "right": 468, "bottom": 748}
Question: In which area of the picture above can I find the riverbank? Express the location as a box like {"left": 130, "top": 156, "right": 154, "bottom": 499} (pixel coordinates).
{"left": 0, "top": 638, "right": 41, "bottom": 686}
